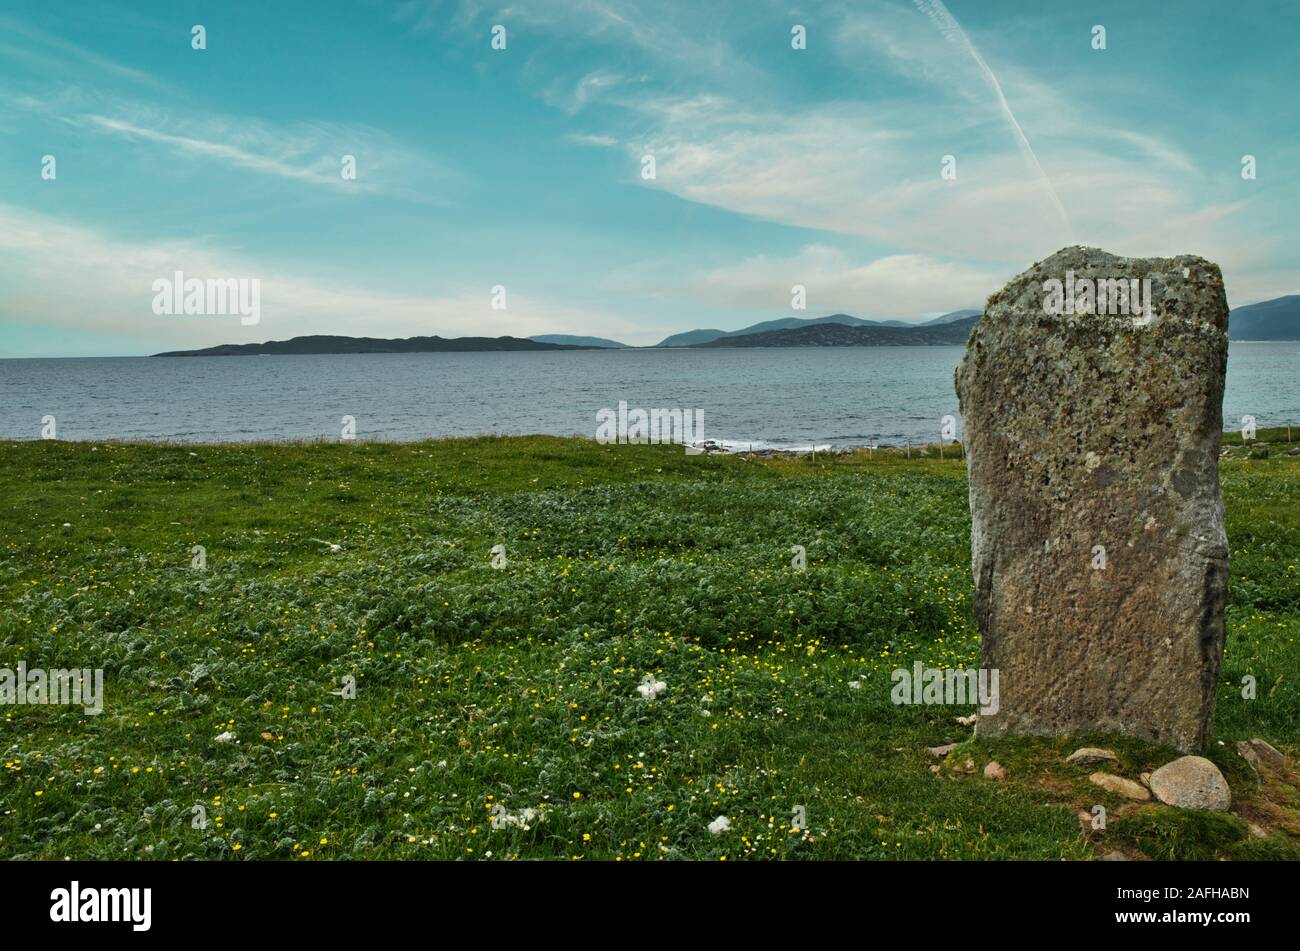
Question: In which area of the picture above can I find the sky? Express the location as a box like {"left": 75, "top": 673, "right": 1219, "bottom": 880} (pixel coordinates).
{"left": 1, "top": 0, "right": 1297, "bottom": 356}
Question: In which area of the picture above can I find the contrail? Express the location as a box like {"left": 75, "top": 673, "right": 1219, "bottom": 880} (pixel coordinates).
{"left": 912, "top": 0, "right": 1075, "bottom": 240}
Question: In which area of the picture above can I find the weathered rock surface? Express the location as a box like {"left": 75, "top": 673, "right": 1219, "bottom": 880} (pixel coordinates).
{"left": 1148, "top": 755, "right": 1231, "bottom": 811}
{"left": 1066, "top": 747, "right": 1119, "bottom": 766}
{"left": 983, "top": 761, "right": 1007, "bottom": 781}
{"left": 1236, "top": 740, "right": 1262, "bottom": 771}
{"left": 956, "top": 247, "right": 1230, "bottom": 752}
{"left": 1089, "top": 771, "right": 1151, "bottom": 801}
{"left": 1247, "top": 738, "right": 1286, "bottom": 769}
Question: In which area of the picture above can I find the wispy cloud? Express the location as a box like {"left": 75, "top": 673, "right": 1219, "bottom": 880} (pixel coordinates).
{"left": 695, "top": 246, "right": 1006, "bottom": 318}
{"left": 911, "top": 0, "right": 1073, "bottom": 239}
{"left": 1, "top": 83, "right": 450, "bottom": 197}
{"left": 543, "top": 70, "right": 646, "bottom": 114}
{"left": 82, "top": 115, "right": 376, "bottom": 191}
{"left": 534, "top": 2, "right": 1269, "bottom": 294}
{"left": 0, "top": 205, "right": 637, "bottom": 353}
{"left": 1, "top": 0, "right": 1293, "bottom": 354}
{"left": 394, "top": 0, "right": 764, "bottom": 86}
{"left": 0, "top": 15, "right": 166, "bottom": 89}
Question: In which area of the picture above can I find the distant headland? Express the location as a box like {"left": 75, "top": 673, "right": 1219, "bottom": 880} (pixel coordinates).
{"left": 152, "top": 334, "right": 598, "bottom": 357}
{"left": 150, "top": 296, "right": 1300, "bottom": 356}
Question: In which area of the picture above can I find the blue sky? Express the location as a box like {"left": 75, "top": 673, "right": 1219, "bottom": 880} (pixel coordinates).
{"left": 1, "top": 0, "right": 1297, "bottom": 356}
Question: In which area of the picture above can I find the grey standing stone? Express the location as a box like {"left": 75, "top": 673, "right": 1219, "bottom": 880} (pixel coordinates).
{"left": 955, "top": 246, "right": 1229, "bottom": 752}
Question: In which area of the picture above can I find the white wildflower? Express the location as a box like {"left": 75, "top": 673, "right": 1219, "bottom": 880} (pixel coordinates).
{"left": 636, "top": 675, "right": 667, "bottom": 700}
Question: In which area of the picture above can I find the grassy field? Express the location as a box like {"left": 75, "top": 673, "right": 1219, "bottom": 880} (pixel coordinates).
{"left": 2, "top": 433, "right": 1298, "bottom": 861}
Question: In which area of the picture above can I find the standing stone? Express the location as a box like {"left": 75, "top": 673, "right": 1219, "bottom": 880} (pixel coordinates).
{"left": 955, "top": 246, "right": 1229, "bottom": 752}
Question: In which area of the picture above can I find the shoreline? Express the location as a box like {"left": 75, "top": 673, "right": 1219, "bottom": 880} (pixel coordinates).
{"left": 4, "top": 424, "right": 1297, "bottom": 457}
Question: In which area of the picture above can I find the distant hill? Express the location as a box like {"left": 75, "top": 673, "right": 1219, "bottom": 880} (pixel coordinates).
{"left": 1229, "top": 295, "right": 1300, "bottom": 340}
{"left": 146, "top": 294, "right": 1298, "bottom": 357}
{"left": 655, "top": 311, "right": 970, "bottom": 347}
{"left": 529, "top": 334, "right": 628, "bottom": 348}
{"left": 692, "top": 315, "right": 980, "bottom": 348}
{"left": 655, "top": 313, "right": 877, "bottom": 347}
{"left": 654, "top": 327, "right": 731, "bottom": 348}
{"left": 153, "top": 335, "right": 595, "bottom": 357}
{"left": 919, "top": 308, "right": 982, "bottom": 326}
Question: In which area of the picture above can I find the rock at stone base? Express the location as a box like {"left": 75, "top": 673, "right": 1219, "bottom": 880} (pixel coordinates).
{"left": 1089, "top": 771, "right": 1151, "bottom": 801}
{"left": 984, "top": 761, "right": 1007, "bottom": 781}
{"left": 1066, "top": 747, "right": 1119, "bottom": 766}
{"left": 1248, "top": 738, "right": 1286, "bottom": 769}
{"left": 1236, "top": 741, "right": 1262, "bottom": 771}
{"left": 1148, "top": 755, "right": 1231, "bottom": 811}
{"left": 956, "top": 247, "right": 1229, "bottom": 752}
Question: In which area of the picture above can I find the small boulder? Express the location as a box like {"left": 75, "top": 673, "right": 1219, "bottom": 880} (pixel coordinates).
{"left": 1248, "top": 738, "right": 1286, "bottom": 769}
{"left": 1148, "top": 756, "right": 1231, "bottom": 811}
{"left": 1089, "top": 772, "right": 1151, "bottom": 801}
{"left": 1236, "top": 740, "right": 1262, "bottom": 771}
{"left": 984, "top": 761, "right": 1007, "bottom": 781}
{"left": 1066, "top": 747, "right": 1118, "bottom": 766}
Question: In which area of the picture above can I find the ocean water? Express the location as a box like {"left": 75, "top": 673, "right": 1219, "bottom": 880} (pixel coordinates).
{"left": 2, "top": 343, "right": 1297, "bottom": 447}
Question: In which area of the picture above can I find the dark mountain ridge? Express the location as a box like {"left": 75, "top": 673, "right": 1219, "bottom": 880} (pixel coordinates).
{"left": 149, "top": 294, "right": 1300, "bottom": 357}
{"left": 528, "top": 334, "right": 628, "bottom": 348}
{"left": 153, "top": 334, "right": 594, "bottom": 357}
{"left": 655, "top": 312, "right": 913, "bottom": 347}
{"left": 693, "top": 315, "right": 980, "bottom": 348}
{"left": 1229, "top": 295, "right": 1300, "bottom": 340}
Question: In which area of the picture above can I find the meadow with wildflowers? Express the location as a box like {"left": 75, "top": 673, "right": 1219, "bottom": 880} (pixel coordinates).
{"left": 1, "top": 435, "right": 1297, "bottom": 860}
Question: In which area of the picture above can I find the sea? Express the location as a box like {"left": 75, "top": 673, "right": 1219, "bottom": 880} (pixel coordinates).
{"left": 2, "top": 343, "right": 1296, "bottom": 449}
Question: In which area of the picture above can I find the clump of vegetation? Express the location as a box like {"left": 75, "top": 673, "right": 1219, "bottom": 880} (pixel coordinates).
{"left": 1221, "top": 424, "right": 1297, "bottom": 460}
{"left": 0, "top": 436, "right": 1296, "bottom": 860}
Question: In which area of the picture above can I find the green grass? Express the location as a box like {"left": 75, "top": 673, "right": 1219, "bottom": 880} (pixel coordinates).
{"left": 1, "top": 436, "right": 1298, "bottom": 860}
